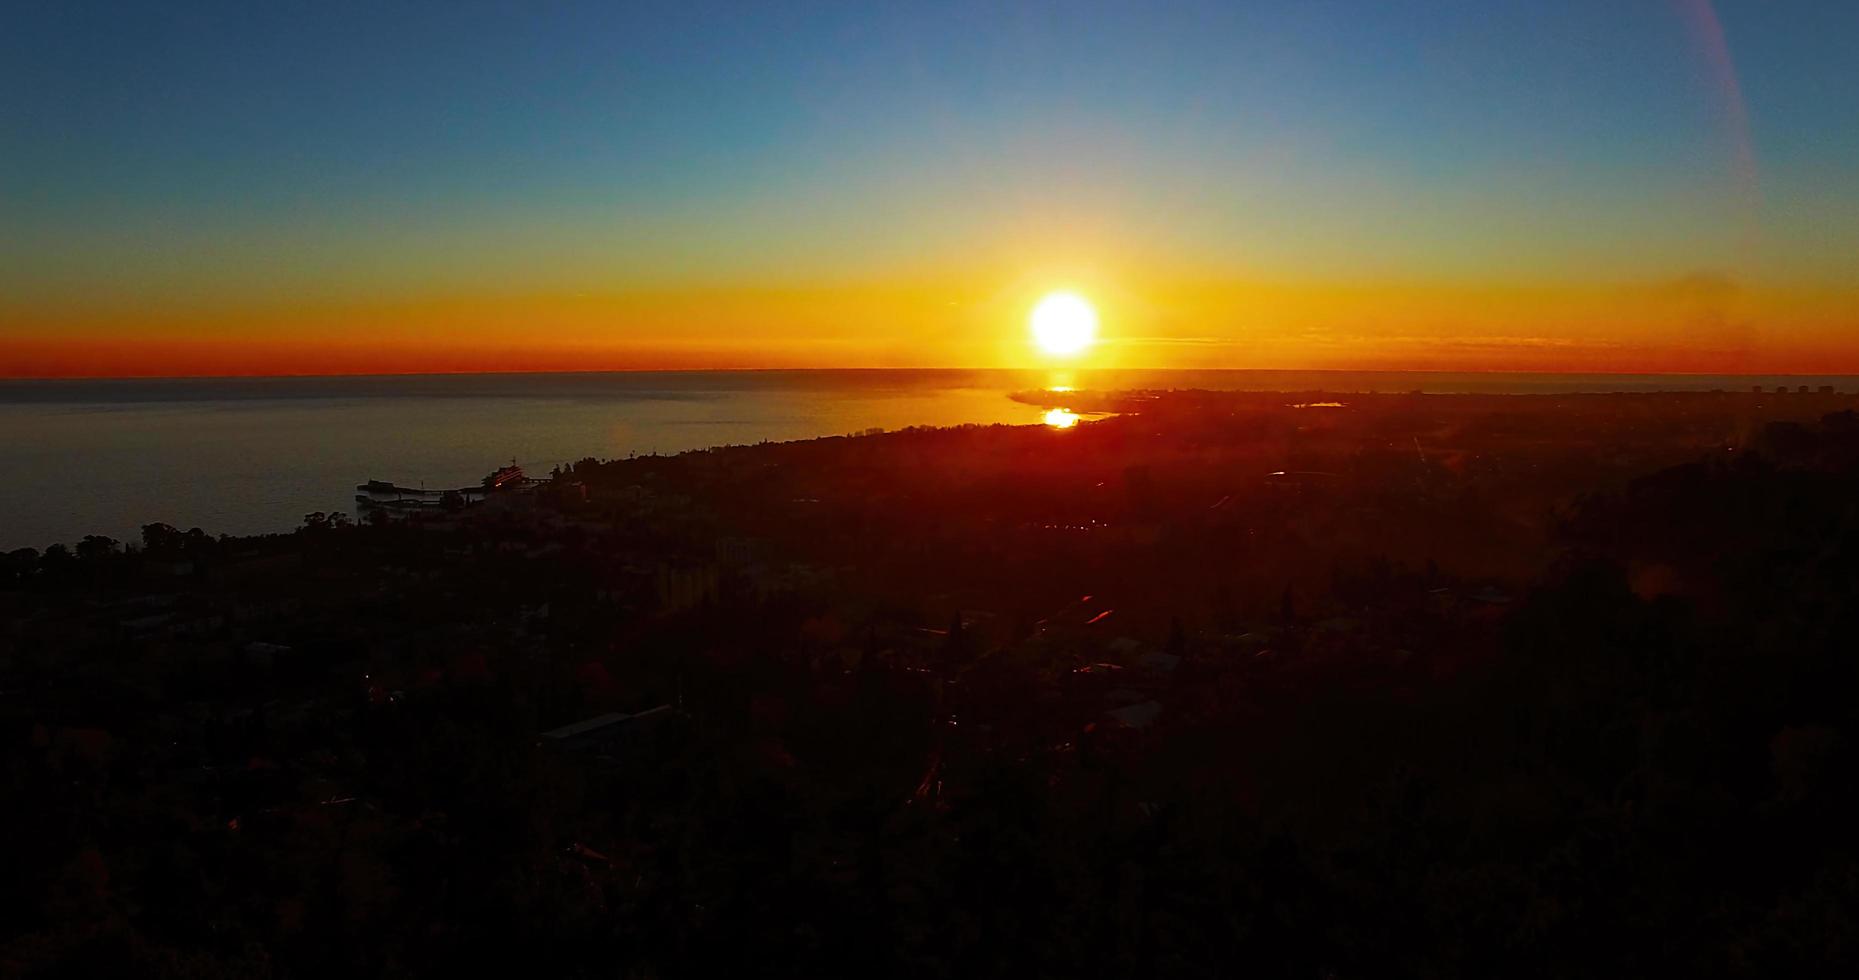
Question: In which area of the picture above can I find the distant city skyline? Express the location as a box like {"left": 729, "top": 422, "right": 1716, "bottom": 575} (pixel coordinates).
{"left": 5, "top": 1, "right": 1858, "bottom": 376}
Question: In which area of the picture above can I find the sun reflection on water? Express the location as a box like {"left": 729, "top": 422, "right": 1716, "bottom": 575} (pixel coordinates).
{"left": 1044, "top": 408, "right": 1081, "bottom": 429}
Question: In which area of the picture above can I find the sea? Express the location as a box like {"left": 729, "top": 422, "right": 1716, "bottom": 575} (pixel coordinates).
{"left": 4, "top": 368, "right": 1857, "bottom": 551}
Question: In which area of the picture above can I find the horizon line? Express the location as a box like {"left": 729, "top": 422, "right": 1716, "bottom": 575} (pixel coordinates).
{"left": 10, "top": 365, "right": 1859, "bottom": 384}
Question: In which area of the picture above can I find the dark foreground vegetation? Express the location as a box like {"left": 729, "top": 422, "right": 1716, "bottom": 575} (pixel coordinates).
{"left": 4, "top": 389, "right": 1858, "bottom": 978}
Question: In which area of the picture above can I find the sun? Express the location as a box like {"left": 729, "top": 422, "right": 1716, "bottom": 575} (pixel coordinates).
{"left": 1030, "top": 291, "right": 1098, "bottom": 357}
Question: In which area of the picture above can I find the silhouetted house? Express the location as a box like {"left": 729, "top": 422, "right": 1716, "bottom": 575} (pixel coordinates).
{"left": 715, "top": 536, "right": 758, "bottom": 566}
{"left": 231, "top": 596, "right": 302, "bottom": 623}
{"left": 121, "top": 612, "right": 176, "bottom": 636}
{"left": 746, "top": 561, "right": 833, "bottom": 599}
{"left": 1106, "top": 700, "right": 1163, "bottom": 730}
{"left": 1820, "top": 385, "right": 1836, "bottom": 395}
{"left": 1104, "top": 687, "right": 1147, "bottom": 709}
{"left": 483, "top": 464, "right": 526, "bottom": 489}
{"left": 1469, "top": 585, "right": 1513, "bottom": 605}
{"left": 656, "top": 563, "right": 719, "bottom": 611}
{"left": 241, "top": 641, "right": 291, "bottom": 669}
{"left": 1137, "top": 650, "right": 1181, "bottom": 678}
{"left": 540, "top": 705, "right": 674, "bottom": 753}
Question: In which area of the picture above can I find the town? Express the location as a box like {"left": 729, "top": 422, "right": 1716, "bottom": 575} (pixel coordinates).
{"left": 4, "top": 387, "right": 1858, "bottom": 976}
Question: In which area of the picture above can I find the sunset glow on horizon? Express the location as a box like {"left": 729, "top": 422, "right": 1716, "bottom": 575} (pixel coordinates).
{"left": 1043, "top": 408, "right": 1082, "bottom": 429}
{"left": 5, "top": 2, "right": 1859, "bottom": 378}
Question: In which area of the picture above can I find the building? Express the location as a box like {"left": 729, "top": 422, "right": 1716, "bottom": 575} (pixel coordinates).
{"left": 540, "top": 705, "right": 674, "bottom": 753}
{"left": 656, "top": 563, "right": 719, "bottom": 612}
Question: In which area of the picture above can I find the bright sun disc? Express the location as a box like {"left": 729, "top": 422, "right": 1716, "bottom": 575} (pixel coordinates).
{"left": 1030, "top": 292, "right": 1098, "bottom": 356}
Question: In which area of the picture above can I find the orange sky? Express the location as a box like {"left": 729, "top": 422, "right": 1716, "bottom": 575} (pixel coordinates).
{"left": 6, "top": 271, "right": 1858, "bottom": 378}
{"left": 7, "top": 2, "right": 1859, "bottom": 378}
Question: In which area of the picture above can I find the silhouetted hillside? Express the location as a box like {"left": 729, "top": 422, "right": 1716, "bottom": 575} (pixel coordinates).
{"left": 3, "top": 393, "right": 1856, "bottom": 977}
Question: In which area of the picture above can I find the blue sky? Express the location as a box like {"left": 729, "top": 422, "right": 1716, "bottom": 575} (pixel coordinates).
{"left": 3, "top": 1, "right": 1857, "bottom": 373}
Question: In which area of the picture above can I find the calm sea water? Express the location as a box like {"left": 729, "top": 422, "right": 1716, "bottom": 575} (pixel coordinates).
{"left": 4, "top": 368, "right": 1856, "bottom": 550}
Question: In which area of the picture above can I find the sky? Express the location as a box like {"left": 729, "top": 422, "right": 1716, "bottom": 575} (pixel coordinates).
{"left": 3, "top": 0, "right": 1858, "bottom": 377}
